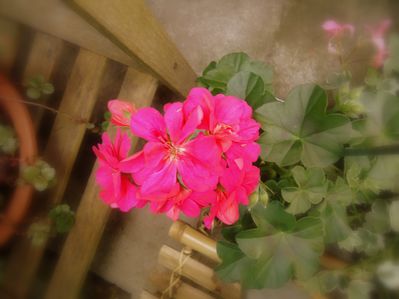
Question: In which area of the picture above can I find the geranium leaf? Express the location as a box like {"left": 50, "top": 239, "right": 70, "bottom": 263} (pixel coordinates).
{"left": 227, "top": 71, "right": 274, "bottom": 110}
{"left": 389, "top": 200, "right": 399, "bottom": 232}
{"left": 384, "top": 34, "right": 399, "bottom": 75}
{"left": 257, "top": 84, "right": 351, "bottom": 167}
{"left": 234, "top": 209, "right": 323, "bottom": 288}
{"left": 364, "top": 200, "right": 390, "bottom": 234}
{"left": 282, "top": 166, "right": 328, "bottom": 215}
{"left": 316, "top": 178, "right": 352, "bottom": 243}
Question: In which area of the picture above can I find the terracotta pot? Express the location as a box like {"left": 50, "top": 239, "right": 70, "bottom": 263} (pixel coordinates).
{"left": 0, "top": 73, "right": 37, "bottom": 246}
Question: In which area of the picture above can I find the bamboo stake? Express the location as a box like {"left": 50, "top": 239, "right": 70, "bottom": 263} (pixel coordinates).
{"left": 148, "top": 266, "right": 216, "bottom": 299}
{"left": 140, "top": 291, "right": 159, "bottom": 299}
{"left": 158, "top": 245, "right": 240, "bottom": 299}
{"left": 169, "top": 221, "right": 220, "bottom": 263}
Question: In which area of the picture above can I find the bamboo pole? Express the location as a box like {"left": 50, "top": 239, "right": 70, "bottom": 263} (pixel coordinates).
{"left": 169, "top": 221, "right": 220, "bottom": 263}
{"left": 148, "top": 266, "right": 216, "bottom": 299}
{"left": 140, "top": 291, "right": 159, "bottom": 299}
{"left": 158, "top": 245, "right": 240, "bottom": 299}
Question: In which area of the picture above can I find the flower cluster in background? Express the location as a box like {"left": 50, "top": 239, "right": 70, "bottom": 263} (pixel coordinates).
{"left": 322, "top": 19, "right": 392, "bottom": 68}
{"left": 93, "top": 88, "right": 261, "bottom": 228}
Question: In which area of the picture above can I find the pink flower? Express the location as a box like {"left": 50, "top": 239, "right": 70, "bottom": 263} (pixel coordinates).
{"left": 147, "top": 184, "right": 201, "bottom": 220}
{"left": 367, "top": 19, "right": 391, "bottom": 68}
{"left": 194, "top": 163, "right": 260, "bottom": 228}
{"left": 108, "top": 99, "right": 137, "bottom": 127}
{"left": 122, "top": 102, "right": 222, "bottom": 197}
{"left": 184, "top": 88, "right": 260, "bottom": 152}
{"left": 93, "top": 130, "right": 144, "bottom": 211}
{"left": 322, "top": 20, "right": 355, "bottom": 54}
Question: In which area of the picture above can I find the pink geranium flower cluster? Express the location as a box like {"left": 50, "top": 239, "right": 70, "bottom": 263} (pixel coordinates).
{"left": 322, "top": 19, "right": 392, "bottom": 68}
{"left": 93, "top": 88, "right": 261, "bottom": 228}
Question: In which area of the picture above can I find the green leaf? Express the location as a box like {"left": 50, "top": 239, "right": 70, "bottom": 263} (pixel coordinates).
{"left": 198, "top": 52, "right": 273, "bottom": 95}
{"left": 236, "top": 216, "right": 323, "bottom": 288}
{"left": 0, "top": 125, "right": 18, "bottom": 154}
{"left": 389, "top": 200, "right": 399, "bottom": 232}
{"left": 251, "top": 201, "right": 296, "bottom": 232}
{"left": 216, "top": 240, "right": 252, "bottom": 283}
{"left": 26, "top": 87, "right": 41, "bottom": 100}
{"left": 282, "top": 166, "right": 328, "bottom": 215}
{"left": 42, "top": 82, "right": 55, "bottom": 95}
{"left": 364, "top": 200, "right": 390, "bottom": 234}
{"left": 345, "top": 279, "right": 372, "bottom": 299}
{"left": 317, "top": 178, "right": 352, "bottom": 243}
{"left": 257, "top": 84, "right": 351, "bottom": 167}
{"left": 384, "top": 34, "right": 399, "bottom": 75}
{"left": 301, "top": 270, "right": 342, "bottom": 294}
{"left": 21, "top": 159, "right": 56, "bottom": 191}
{"left": 49, "top": 204, "right": 75, "bottom": 234}
{"left": 338, "top": 228, "right": 384, "bottom": 255}
{"left": 27, "top": 221, "right": 51, "bottom": 247}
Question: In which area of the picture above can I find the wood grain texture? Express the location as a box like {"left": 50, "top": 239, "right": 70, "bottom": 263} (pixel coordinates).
{"left": 0, "top": 17, "right": 19, "bottom": 73}
{"left": 23, "top": 32, "right": 63, "bottom": 126}
{"left": 1, "top": 49, "right": 106, "bottom": 299}
{"left": 67, "top": 0, "right": 196, "bottom": 96}
{"left": 23, "top": 32, "right": 63, "bottom": 81}
{"left": 44, "top": 67, "right": 158, "bottom": 299}
{"left": 0, "top": 0, "right": 143, "bottom": 71}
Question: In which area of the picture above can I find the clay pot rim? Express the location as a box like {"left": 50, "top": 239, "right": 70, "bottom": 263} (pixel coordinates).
{"left": 0, "top": 73, "right": 38, "bottom": 247}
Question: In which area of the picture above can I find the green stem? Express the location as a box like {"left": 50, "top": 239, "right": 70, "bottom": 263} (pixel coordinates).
{"left": 343, "top": 144, "right": 399, "bottom": 156}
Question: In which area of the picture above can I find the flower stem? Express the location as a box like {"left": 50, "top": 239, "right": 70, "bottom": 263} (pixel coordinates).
{"left": 343, "top": 144, "right": 399, "bottom": 156}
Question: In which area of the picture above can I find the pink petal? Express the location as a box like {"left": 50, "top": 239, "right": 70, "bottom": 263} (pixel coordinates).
{"left": 108, "top": 99, "right": 136, "bottom": 127}
{"left": 164, "top": 102, "right": 184, "bottom": 143}
{"left": 120, "top": 150, "right": 145, "bottom": 173}
{"left": 140, "top": 161, "right": 178, "bottom": 196}
{"left": 217, "top": 193, "right": 240, "bottom": 225}
{"left": 178, "top": 136, "right": 221, "bottom": 192}
{"left": 180, "top": 197, "right": 201, "bottom": 218}
{"left": 130, "top": 107, "right": 166, "bottom": 142}
{"left": 183, "top": 87, "right": 215, "bottom": 130}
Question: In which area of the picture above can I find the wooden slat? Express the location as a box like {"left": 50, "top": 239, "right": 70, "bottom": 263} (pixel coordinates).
{"left": 2, "top": 49, "right": 107, "bottom": 299}
{"left": 0, "top": 17, "right": 19, "bottom": 73}
{"left": 23, "top": 32, "right": 63, "bottom": 81}
{"left": 44, "top": 68, "right": 158, "bottom": 299}
{"left": 68, "top": 0, "right": 196, "bottom": 96}
{"left": 140, "top": 291, "right": 159, "bottom": 299}
{"left": 0, "top": 0, "right": 196, "bottom": 96}
{"left": 23, "top": 32, "right": 63, "bottom": 125}
{"left": 0, "top": 0, "right": 141, "bottom": 71}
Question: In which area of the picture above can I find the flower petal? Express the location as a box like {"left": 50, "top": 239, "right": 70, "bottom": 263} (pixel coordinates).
{"left": 130, "top": 107, "right": 166, "bottom": 142}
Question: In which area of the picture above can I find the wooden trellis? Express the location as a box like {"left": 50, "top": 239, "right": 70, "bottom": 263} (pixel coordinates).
{"left": 0, "top": 0, "right": 197, "bottom": 298}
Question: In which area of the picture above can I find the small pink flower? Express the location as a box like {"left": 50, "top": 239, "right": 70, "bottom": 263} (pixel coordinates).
{"left": 148, "top": 185, "right": 201, "bottom": 220}
{"left": 122, "top": 102, "right": 222, "bottom": 197}
{"left": 322, "top": 20, "right": 355, "bottom": 54}
{"left": 184, "top": 88, "right": 260, "bottom": 152}
{"left": 108, "top": 99, "right": 137, "bottom": 127}
{"left": 93, "top": 130, "right": 144, "bottom": 211}
{"left": 193, "top": 163, "right": 260, "bottom": 228}
{"left": 367, "top": 19, "right": 391, "bottom": 68}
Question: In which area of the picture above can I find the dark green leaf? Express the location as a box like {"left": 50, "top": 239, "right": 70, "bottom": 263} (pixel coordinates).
{"left": 282, "top": 166, "right": 328, "bottom": 215}
{"left": 257, "top": 84, "right": 351, "bottom": 167}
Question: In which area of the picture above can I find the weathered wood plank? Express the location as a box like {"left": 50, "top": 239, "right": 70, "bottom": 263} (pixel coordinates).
{"left": 23, "top": 32, "right": 63, "bottom": 81}
{"left": 0, "top": 0, "right": 142, "bottom": 71}
{"left": 0, "top": 0, "right": 196, "bottom": 96}
{"left": 67, "top": 0, "right": 196, "bottom": 96}
{"left": 2, "top": 49, "right": 107, "bottom": 299}
{"left": 23, "top": 32, "right": 63, "bottom": 126}
{"left": 0, "top": 17, "right": 19, "bottom": 73}
{"left": 44, "top": 68, "right": 158, "bottom": 299}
